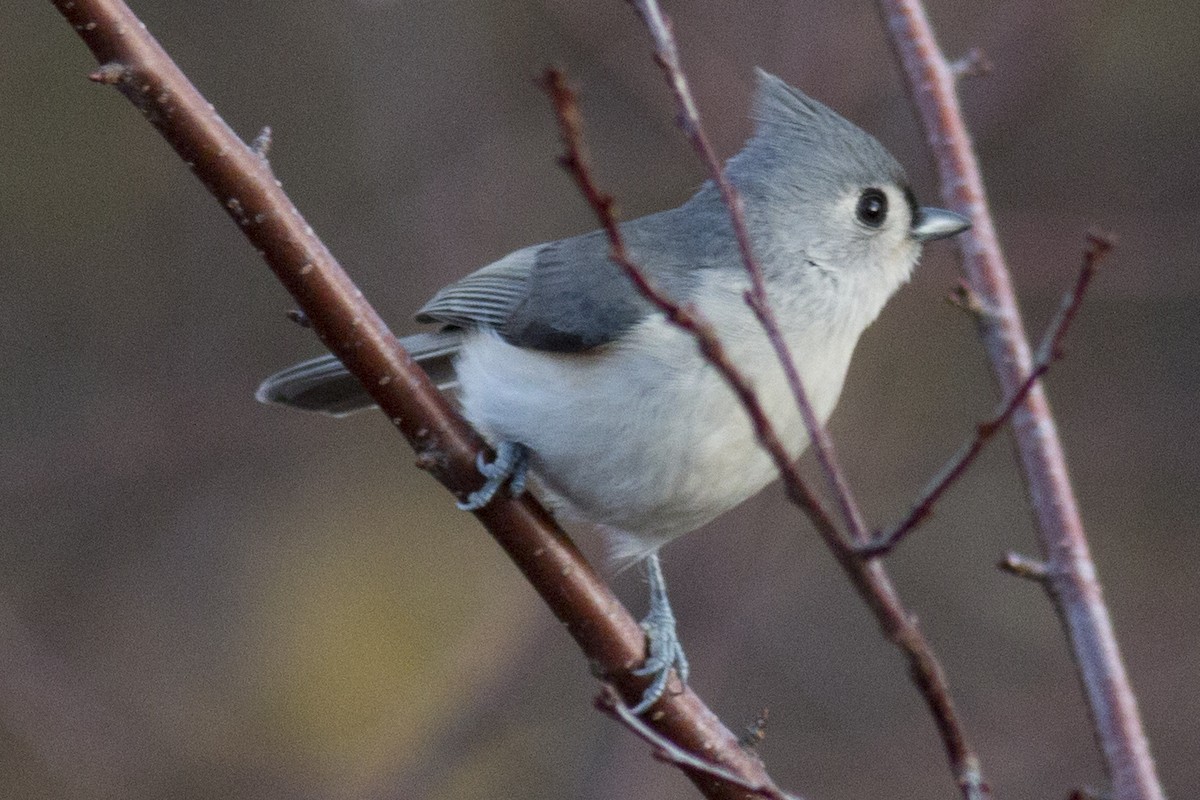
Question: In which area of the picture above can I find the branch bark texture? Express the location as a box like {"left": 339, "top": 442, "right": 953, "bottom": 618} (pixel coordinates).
{"left": 50, "top": 2, "right": 781, "bottom": 798}
{"left": 877, "top": 3, "right": 1165, "bottom": 799}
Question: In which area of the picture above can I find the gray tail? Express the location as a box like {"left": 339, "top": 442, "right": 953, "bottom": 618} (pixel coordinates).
{"left": 255, "top": 330, "right": 463, "bottom": 417}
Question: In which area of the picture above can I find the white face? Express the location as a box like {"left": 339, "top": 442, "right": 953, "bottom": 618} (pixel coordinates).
{"left": 820, "top": 182, "right": 922, "bottom": 282}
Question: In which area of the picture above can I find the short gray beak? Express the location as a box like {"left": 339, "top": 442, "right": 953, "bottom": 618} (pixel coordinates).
{"left": 911, "top": 207, "right": 971, "bottom": 242}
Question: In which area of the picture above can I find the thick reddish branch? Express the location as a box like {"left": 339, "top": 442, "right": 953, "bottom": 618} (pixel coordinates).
{"left": 877, "top": 2, "right": 1164, "bottom": 798}
{"left": 51, "top": 2, "right": 779, "bottom": 798}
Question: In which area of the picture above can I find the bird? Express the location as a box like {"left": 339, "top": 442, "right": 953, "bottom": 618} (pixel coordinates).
{"left": 256, "top": 69, "right": 970, "bottom": 713}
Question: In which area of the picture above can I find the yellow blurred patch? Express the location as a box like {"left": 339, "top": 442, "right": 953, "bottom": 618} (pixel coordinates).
{"left": 244, "top": 467, "right": 538, "bottom": 790}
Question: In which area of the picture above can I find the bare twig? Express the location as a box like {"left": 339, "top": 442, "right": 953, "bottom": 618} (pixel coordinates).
{"left": 286, "top": 308, "right": 311, "bottom": 328}
{"left": 739, "top": 708, "right": 771, "bottom": 750}
{"left": 878, "top": 3, "right": 1164, "bottom": 798}
{"left": 950, "top": 47, "right": 992, "bottom": 80}
{"left": 865, "top": 232, "right": 1113, "bottom": 556}
{"left": 998, "top": 552, "right": 1050, "bottom": 583}
{"left": 52, "top": 3, "right": 778, "bottom": 798}
{"left": 597, "top": 686, "right": 802, "bottom": 800}
{"left": 250, "top": 125, "right": 273, "bottom": 158}
{"left": 541, "top": 68, "right": 834, "bottom": 534}
{"left": 946, "top": 280, "right": 986, "bottom": 320}
{"left": 602, "top": 7, "right": 992, "bottom": 794}
{"left": 626, "top": 0, "right": 868, "bottom": 544}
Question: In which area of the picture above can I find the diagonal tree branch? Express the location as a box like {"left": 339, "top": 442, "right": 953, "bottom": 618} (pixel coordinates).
{"left": 49, "top": 2, "right": 782, "bottom": 798}
{"left": 877, "top": 2, "right": 1165, "bottom": 799}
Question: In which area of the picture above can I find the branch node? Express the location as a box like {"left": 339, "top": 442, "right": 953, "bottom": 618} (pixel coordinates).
{"left": 1067, "top": 787, "right": 1112, "bottom": 800}
{"left": 998, "top": 552, "right": 1050, "bottom": 582}
{"left": 1085, "top": 228, "right": 1118, "bottom": 258}
{"left": 251, "top": 125, "right": 273, "bottom": 158}
{"left": 738, "top": 707, "right": 770, "bottom": 750}
{"left": 596, "top": 686, "right": 794, "bottom": 799}
{"left": 285, "top": 308, "right": 311, "bottom": 328}
{"left": 946, "top": 280, "right": 985, "bottom": 320}
{"left": 950, "top": 47, "right": 992, "bottom": 80}
{"left": 88, "top": 62, "right": 128, "bottom": 85}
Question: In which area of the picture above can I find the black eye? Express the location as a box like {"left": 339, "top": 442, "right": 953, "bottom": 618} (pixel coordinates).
{"left": 856, "top": 188, "right": 888, "bottom": 228}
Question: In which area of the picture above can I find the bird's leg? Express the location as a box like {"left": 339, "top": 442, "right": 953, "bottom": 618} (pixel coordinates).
{"left": 456, "top": 441, "right": 530, "bottom": 511}
{"left": 630, "top": 553, "right": 690, "bottom": 713}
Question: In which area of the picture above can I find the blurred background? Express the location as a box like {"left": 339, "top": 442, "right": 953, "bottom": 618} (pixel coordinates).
{"left": 2, "top": 1, "right": 1197, "bottom": 798}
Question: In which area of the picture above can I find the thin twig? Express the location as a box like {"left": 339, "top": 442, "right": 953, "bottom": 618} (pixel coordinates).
{"left": 738, "top": 708, "right": 771, "bottom": 750}
{"left": 949, "top": 47, "right": 992, "bottom": 80}
{"left": 878, "top": 3, "right": 1164, "bottom": 798}
{"left": 865, "top": 232, "right": 1113, "bottom": 556}
{"left": 541, "top": 67, "right": 835, "bottom": 532}
{"left": 596, "top": 686, "right": 802, "bottom": 800}
{"left": 250, "top": 125, "right": 273, "bottom": 158}
{"left": 998, "top": 552, "right": 1051, "bottom": 583}
{"left": 52, "top": 3, "right": 780, "bottom": 798}
{"left": 626, "top": 0, "right": 869, "bottom": 543}
{"left": 539, "top": 83, "right": 986, "bottom": 795}
{"left": 599, "top": 8, "right": 992, "bottom": 795}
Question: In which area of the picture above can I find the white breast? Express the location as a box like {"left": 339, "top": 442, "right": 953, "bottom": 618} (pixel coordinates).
{"left": 453, "top": 268, "right": 880, "bottom": 564}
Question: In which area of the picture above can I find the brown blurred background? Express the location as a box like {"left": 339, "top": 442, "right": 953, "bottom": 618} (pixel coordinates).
{"left": 2, "top": 1, "right": 1197, "bottom": 798}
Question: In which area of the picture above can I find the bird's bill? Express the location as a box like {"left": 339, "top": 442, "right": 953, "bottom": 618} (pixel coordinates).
{"left": 911, "top": 207, "right": 971, "bottom": 242}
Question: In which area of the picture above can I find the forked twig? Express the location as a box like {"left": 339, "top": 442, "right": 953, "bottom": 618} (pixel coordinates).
{"left": 626, "top": 0, "right": 869, "bottom": 543}
{"left": 546, "top": 37, "right": 987, "bottom": 797}
{"left": 541, "top": 68, "right": 835, "bottom": 534}
{"left": 621, "top": 4, "right": 993, "bottom": 797}
{"left": 596, "top": 686, "right": 803, "bottom": 800}
{"left": 865, "top": 232, "right": 1114, "bottom": 556}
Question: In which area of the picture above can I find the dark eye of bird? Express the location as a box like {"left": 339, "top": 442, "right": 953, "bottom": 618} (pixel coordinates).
{"left": 856, "top": 188, "right": 888, "bottom": 228}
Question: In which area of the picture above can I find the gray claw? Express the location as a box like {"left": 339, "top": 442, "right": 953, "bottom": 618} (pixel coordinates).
{"left": 456, "top": 441, "right": 530, "bottom": 511}
{"left": 630, "top": 554, "right": 690, "bottom": 714}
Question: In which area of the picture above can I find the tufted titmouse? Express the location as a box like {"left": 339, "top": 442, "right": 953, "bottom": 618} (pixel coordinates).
{"left": 257, "top": 70, "right": 970, "bottom": 712}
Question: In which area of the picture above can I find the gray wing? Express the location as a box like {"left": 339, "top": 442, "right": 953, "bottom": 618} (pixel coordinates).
{"left": 258, "top": 198, "right": 726, "bottom": 415}
{"left": 415, "top": 205, "right": 715, "bottom": 353}
{"left": 415, "top": 245, "right": 537, "bottom": 330}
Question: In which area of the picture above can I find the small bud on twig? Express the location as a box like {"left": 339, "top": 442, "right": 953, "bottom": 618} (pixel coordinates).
{"left": 950, "top": 48, "right": 992, "bottom": 80}
{"left": 946, "top": 280, "right": 986, "bottom": 320}
{"left": 596, "top": 686, "right": 796, "bottom": 799}
{"left": 998, "top": 552, "right": 1050, "bottom": 583}
{"left": 285, "top": 308, "right": 311, "bottom": 328}
{"left": 739, "top": 708, "right": 770, "bottom": 750}
{"left": 88, "top": 62, "right": 128, "bottom": 84}
{"left": 251, "top": 125, "right": 273, "bottom": 159}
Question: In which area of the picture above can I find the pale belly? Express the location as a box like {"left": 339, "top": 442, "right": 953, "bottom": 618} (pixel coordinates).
{"left": 454, "top": 318, "right": 852, "bottom": 561}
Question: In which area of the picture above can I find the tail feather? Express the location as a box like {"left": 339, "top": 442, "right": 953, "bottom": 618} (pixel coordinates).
{"left": 256, "top": 330, "right": 464, "bottom": 417}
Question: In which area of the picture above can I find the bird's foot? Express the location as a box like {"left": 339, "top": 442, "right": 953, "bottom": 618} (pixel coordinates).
{"left": 630, "top": 554, "right": 690, "bottom": 714}
{"left": 456, "top": 441, "right": 530, "bottom": 510}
